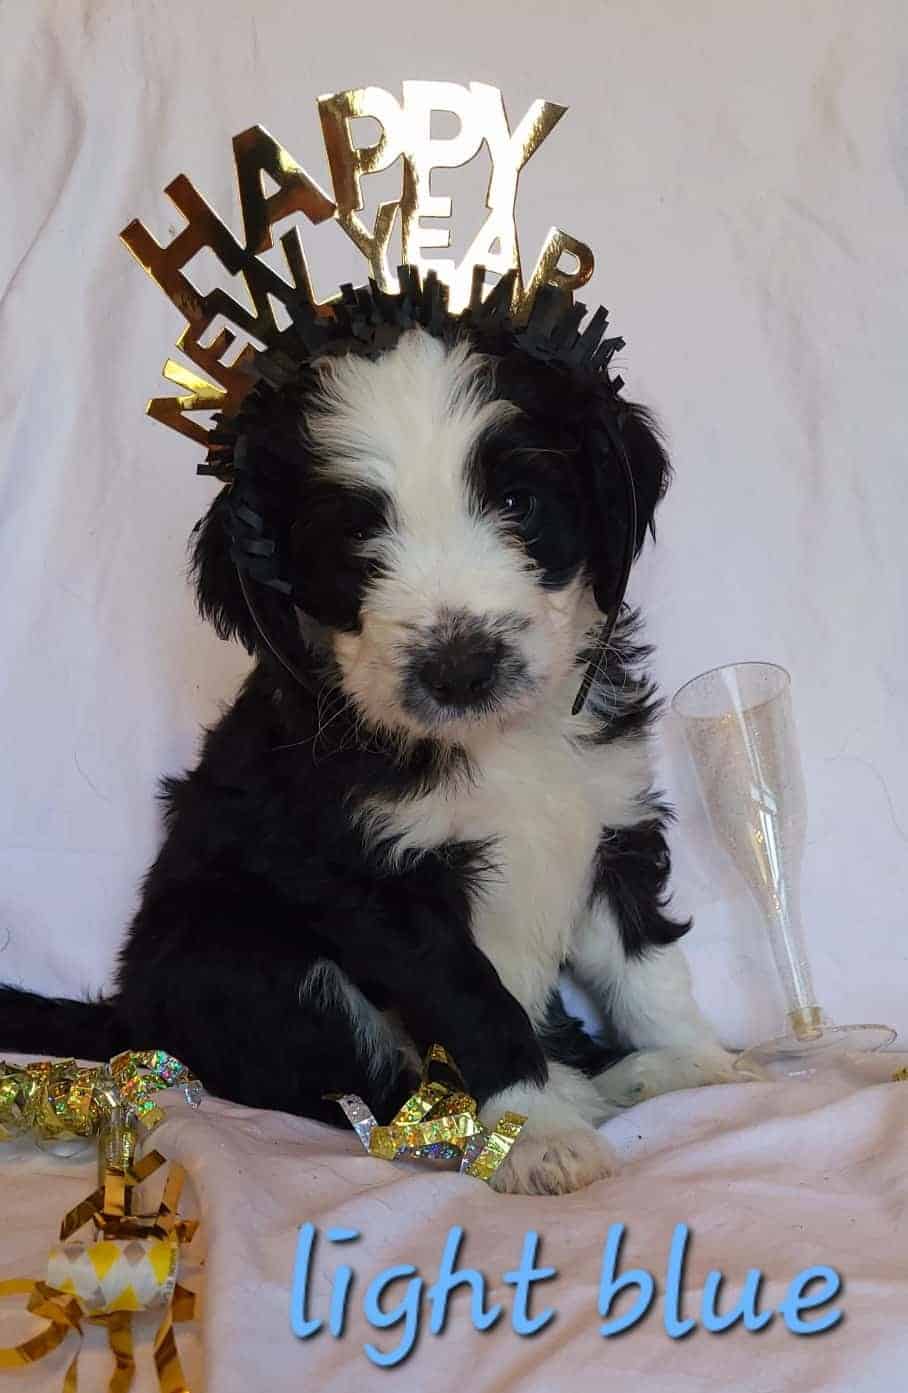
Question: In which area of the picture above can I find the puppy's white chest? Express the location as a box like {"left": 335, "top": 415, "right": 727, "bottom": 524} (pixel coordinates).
{"left": 468, "top": 739, "right": 603, "bottom": 967}
{"left": 465, "top": 732, "right": 646, "bottom": 980}
{"left": 372, "top": 722, "right": 650, "bottom": 1015}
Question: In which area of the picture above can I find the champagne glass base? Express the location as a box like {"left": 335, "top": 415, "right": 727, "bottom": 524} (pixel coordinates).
{"left": 736, "top": 1023, "right": 897, "bottom": 1080}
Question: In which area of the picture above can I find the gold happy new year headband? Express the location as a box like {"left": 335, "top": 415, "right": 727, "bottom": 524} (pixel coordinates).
{"left": 120, "top": 81, "right": 597, "bottom": 448}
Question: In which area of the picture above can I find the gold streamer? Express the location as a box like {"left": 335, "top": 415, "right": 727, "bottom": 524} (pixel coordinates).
{"left": 0, "top": 1051, "right": 200, "bottom": 1146}
{"left": 332, "top": 1044, "right": 525, "bottom": 1183}
{"left": 0, "top": 1053, "right": 200, "bottom": 1393}
{"left": 0, "top": 1276, "right": 195, "bottom": 1393}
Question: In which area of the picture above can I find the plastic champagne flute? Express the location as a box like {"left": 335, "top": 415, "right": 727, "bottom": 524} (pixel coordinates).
{"left": 672, "top": 662, "right": 896, "bottom": 1078}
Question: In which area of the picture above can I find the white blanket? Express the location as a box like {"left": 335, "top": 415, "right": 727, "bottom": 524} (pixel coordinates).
{"left": 3, "top": 1054, "right": 907, "bottom": 1392}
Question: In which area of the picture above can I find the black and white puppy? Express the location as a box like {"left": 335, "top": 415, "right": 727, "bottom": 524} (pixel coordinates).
{"left": 1, "top": 326, "right": 739, "bottom": 1194}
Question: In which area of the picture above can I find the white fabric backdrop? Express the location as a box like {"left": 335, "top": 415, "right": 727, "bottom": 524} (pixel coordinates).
{"left": 1, "top": 0, "right": 906, "bottom": 1047}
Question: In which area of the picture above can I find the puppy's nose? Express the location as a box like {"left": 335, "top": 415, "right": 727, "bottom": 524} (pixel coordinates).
{"left": 419, "top": 639, "right": 500, "bottom": 708}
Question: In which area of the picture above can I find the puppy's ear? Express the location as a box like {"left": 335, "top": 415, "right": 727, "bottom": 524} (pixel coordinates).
{"left": 587, "top": 396, "right": 671, "bottom": 615}
{"left": 620, "top": 402, "right": 672, "bottom": 549}
{"left": 190, "top": 487, "right": 258, "bottom": 652}
{"left": 190, "top": 413, "right": 309, "bottom": 662}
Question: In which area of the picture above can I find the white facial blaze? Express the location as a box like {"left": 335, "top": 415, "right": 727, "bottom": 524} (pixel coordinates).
{"left": 307, "top": 328, "right": 589, "bottom": 740}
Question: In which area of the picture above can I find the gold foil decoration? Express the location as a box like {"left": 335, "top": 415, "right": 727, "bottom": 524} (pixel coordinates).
{"left": 522, "top": 227, "right": 595, "bottom": 317}
{"left": 121, "top": 82, "right": 595, "bottom": 445}
{"left": 0, "top": 1053, "right": 200, "bottom": 1393}
{"left": 331, "top": 1043, "right": 525, "bottom": 1183}
{"left": 232, "top": 126, "right": 335, "bottom": 255}
{"left": 0, "top": 1050, "right": 200, "bottom": 1146}
{"left": 317, "top": 81, "right": 569, "bottom": 307}
{"left": 0, "top": 1157, "right": 197, "bottom": 1393}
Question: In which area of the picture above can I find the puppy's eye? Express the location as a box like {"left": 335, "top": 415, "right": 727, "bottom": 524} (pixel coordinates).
{"left": 499, "top": 490, "right": 537, "bottom": 528}
{"left": 344, "top": 517, "right": 381, "bottom": 544}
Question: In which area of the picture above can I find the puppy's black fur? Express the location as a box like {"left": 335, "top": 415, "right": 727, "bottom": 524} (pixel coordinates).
{"left": 0, "top": 331, "right": 687, "bottom": 1126}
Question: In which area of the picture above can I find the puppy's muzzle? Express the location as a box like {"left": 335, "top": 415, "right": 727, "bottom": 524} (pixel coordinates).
{"left": 418, "top": 636, "right": 501, "bottom": 710}
{"left": 403, "top": 611, "right": 531, "bottom": 719}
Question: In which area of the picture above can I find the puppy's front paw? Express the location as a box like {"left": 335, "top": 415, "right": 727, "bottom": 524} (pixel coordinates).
{"left": 687, "top": 1048, "right": 770, "bottom": 1085}
{"left": 728, "top": 1057, "right": 771, "bottom": 1083}
{"left": 488, "top": 1126, "right": 616, "bottom": 1196}
{"left": 598, "top": 1046, "right": 766, "bottom": 1108}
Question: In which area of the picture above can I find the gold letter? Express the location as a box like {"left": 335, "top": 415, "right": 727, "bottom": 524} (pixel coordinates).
{"left": 233, "top": 126, "right": 335, "bottom": 254}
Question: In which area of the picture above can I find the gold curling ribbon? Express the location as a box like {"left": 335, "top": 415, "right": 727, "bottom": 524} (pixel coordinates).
{"left": 0, "top": 1050, "right": 200, "bottom": 1146}
{"left": 0, "top": 1276, "right": 196, "bottom": 1393}
{"left": 0, "top": 1053, "right": 200, "bottom": 1393}
{"left": 331, "top": 1044, "right": 526, "bottom": 1183}
{"left": 892, "top": 1066, "right": 908, "bottom": 1082}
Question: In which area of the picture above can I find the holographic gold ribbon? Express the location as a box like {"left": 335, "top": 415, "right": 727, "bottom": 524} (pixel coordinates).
{"left": 0, "top": 1051, "right": 201, "bottom": 1147}
{"left": 0, "top": 1053, "right": 200, "bottom": 1393}
{"left": 332, "top": 1044, "right": 526, "bottom": 1183}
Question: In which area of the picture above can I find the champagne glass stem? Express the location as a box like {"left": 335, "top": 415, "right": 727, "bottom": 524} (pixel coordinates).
{"left": 761, "top": 896, "right": 822, "bottom": 1040}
